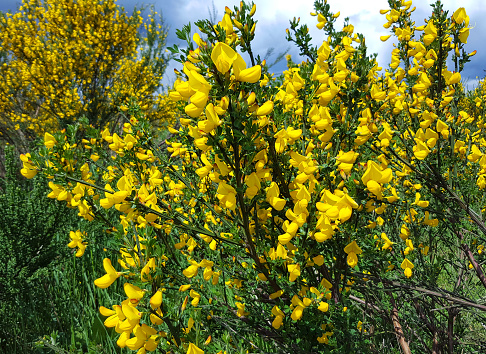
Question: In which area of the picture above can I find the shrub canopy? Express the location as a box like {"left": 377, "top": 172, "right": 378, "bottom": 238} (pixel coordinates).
{"left": 0, "top": 0, "right": 174, "bottom": 151}
{"left": 22, "top": 0, "right": 486, "bottom": 353}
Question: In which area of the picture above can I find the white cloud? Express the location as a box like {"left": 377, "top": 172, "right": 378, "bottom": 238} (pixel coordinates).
{"left": 1, "top": 0, "right": 482, "bottom": 87}
{"left": 158, "top": 0, "right": 485, "bottom": 86}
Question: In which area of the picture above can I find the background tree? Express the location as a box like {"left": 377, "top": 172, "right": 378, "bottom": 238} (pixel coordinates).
{"left": 0, "top": 0, "right": 175, "bottom": 156}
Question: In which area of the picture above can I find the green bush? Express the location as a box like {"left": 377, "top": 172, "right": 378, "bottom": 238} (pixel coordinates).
{"left": 0, "top": 145, "right": 120, "bottom": 353}
{"left": 0, "top": 145, "right": 70, "bottom": 351}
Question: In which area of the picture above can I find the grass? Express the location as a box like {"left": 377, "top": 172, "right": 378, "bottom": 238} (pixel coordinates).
{"left": 0, "top": 145, "right": 122, "bottom": 353}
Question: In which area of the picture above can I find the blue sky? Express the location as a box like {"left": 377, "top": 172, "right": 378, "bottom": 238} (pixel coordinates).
{"left": 1, "top": 0, "right": 484, "bottom": 89}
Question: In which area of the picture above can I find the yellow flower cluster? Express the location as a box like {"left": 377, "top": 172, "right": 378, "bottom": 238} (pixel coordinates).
{"left": 23, "top": 0, "right": 486, "bottom": 352}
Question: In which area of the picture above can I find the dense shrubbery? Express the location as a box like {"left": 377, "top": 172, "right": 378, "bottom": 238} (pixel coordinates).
{"left": 17, "top": 0, "right": 486, "bottom": 353}
{"left": 0, "top": 145, "right": 122, "bottom": 353}
{"left": 0, "top": 145, "right": 68, "bottom": 352}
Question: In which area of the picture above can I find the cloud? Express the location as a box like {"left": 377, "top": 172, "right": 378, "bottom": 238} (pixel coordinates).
{"left": 154, "top": 0, "right": 485, "bottom": 87}
{"left": 1, "top": 0, "right": 483, "bottom": 88}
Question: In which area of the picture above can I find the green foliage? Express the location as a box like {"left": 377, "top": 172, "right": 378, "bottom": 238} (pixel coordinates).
{"left": 0, "top": 145, "right": 70, "bottom": 350}
{"left": 0, "top": 144, "right": 120, "bottom": 353}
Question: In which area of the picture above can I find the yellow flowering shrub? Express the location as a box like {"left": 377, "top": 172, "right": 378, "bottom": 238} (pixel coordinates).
{"left": 24, "top": 1, "right": 486, "bottom": 353}
{"left": 0, "top": 0, "right": 175, "bottom": 151}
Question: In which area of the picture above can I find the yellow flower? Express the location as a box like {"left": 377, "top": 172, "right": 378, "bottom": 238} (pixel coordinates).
{"left": 423, "top": 20, "right": 437, "bottom": 45}
{"left": 183, "top": 261, "right": 200, "bottom": 278}
{"left": 314, "top": 220, "right": 334, "bottom": 242}
{"left": 99, "top": 185, "right": 130, "bottom": 209}
{"left": 179, "top": 284, "right": 192, "bottom": 292}
{"left": 413, "top": 139, "right": 431, "bottom": 160}
{"left": 244, "top": 172, "right": 261, "bottom": 199}
{"left": 344, "top": 241, "right": 362, "bottom": 268}
{"left": 198, "top": 103, "right": 221, "bottom": 134}
{"left": 216, "top": 181, "right": 237, "bottom": 210}
{"left": 94, "top": 258, "right": 121, "bottom": 289}
{"left": 44, "top": 132, "right": 57, "bottom": 149}
{"left": 401, "top": 258, "right": 414, "bottom": 278}
{"left": 218, "top": 13, "right": 234, "bottom": 36}
{"left": 185, "top": 103, "right": 204, "bottom": 118}
{"left": 99, "top": 304, "right": 125, "bottom": 328}
{"left": 126, "top": 324, "right": 157, "bottom": 351}
{"left": 269, "top": 290, "right": 284, "bottom": 300}
{"left": 371, "top": 84, "right": 386, "bottom": 100}
{"left": 288, "top": 263, "right": 301, "bottom": 282}
{"left": 412, "top": 193, "right": 429, "bottom": 208}
{"left": 266, "top": 182, "right": 286, "bottom": 211}
{"left": 453, "top": 7, "right": 468, "bottom": 25}
{"left": 249, "top": 4, "right": 256, "bottom": 16}
{"left": 459, "top": 27, "right": 469, "bottom": 43}
{"left": 316, "top": 13, "right": 327, "bottom": 29}
{"left": 361, "top": 160, "right": 393, "bottom": 185}
{"left": 271, "top": 305, "right": 285, "bottom": 329}
{"left": 187, "top": 343, "right": 204, "bottom": 354}
{"left": 193, "top": 32, "right": 206, "bottom": 47}
{"left": 318, "top": 302, "right": 329, "bottom": 312}
{"left": 233, "top": 54, "right": 262, "bottom": 83}
{"left": 124, "top": 283, "right": 145, "bottom": 303}
{"left": 367, "top": 180, "right": 383, "bottom": 199}
{"left": 236, "top": 302, "right": 249, "bottom": 317}
{"left": 381, "top": 233, "right": 395, "bottom": 250}
{"left": 291, "top": 305, "right": 305, "bottom": 321}
{"left": 20, "top": 153, "right": 38, "bottom": 179}
{"left": 211, "top": 42, "right": 237, "bottom": 74}
{"left": 256, "top": 100, "right": 274, "bottom": 116}
{"left": 181, "top": 296, "right": 189, "bottom": 312}
{"left": 141, "top": 258, "right": 156, "bottom": 281}
{"left": 446, "top": 72, "right": 461, "bottom": 86}
{"left": 321, "top": 192, "right": 357, "bottom": 222}
{"left": 189, "top": 289, "right": 201, "bottom": 307}
{"left": 150, "top": 290, "right": 163, "bottom": 310}
{"left": 68, "top": 230, "right": 88, "bottom": 257}
{"left": 436, "top": 119, "right": 449, "bottom": 138}
{"left": 336, "top": 150, "right": 358, "bottom": 173}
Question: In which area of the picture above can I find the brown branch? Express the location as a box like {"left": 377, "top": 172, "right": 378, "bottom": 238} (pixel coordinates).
{"left": 355, "top": 271, "right": 486, "bottom": 311}
{"left": 413, "top": 299, "right": 438, "bottom": 339}
{"left": 459, "top": 238, "right": 486, "bottom": 290}
{"left": 455, "top": 246, "right": 466, "bottom": 292}
{"left": 349, "top": 295, "right": 384, "bottom": 313}
{"left": 388, "top": 292, "right": 412, "bottom": 354}
{"left": 447, "top": 308, "right": 458, "bottom": 354}
{"left": 442, "top": 182, "right": 486, "bottom": 236}
{"left": 229, "top": 100, "right": 282, "bottom": 295}
{"left": 455, "top": 230, "right": 486, "bottom": 289}
{"left": 353, "top": 272, "right": 486, "bottom": 311}
{"left": 405, "top": 323, "right": 433, "bottom": 354}
{"left": 267, "top": 137, "right": 293, "bottom": 203}
{"left": 432, "top": 331, "right": 439, "bottom": 354}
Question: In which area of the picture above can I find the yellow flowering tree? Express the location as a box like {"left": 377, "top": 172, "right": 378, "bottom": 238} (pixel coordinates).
{"left": 23, "top": 0, "right": 486, "bottom": 353}
{"left": 0, "top": 0, "right": 175, "bottom": 152}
